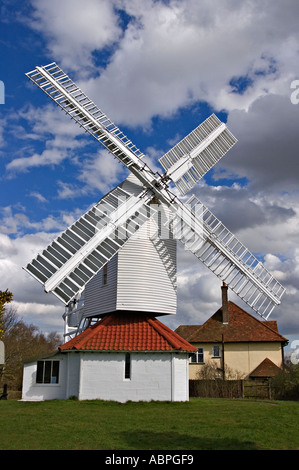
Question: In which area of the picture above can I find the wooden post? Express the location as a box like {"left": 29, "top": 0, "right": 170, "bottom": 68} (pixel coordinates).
{"left": 0, "top": 384, "right": 8, "bottom": 400}
{"left": 0, "top": 340, "right": 4, "bottom": 365}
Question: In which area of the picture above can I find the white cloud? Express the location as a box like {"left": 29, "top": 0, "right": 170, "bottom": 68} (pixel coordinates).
{"left": 6, "top": 104, "right": 86, "bottom": 174}
{"left": 20, "top": 0, "right": 299, "bottom": 131}
{"left": 0, "top": 202, "right": 91, "bottom": 236}
{"left": 6, "top": 147, "right": 68, "bottom": 173}
{"left": 3, "top": 0, "right": 298, "bottom": 340}
{"left": 12, "top": 301, "right": 63, "bottom": 333}
{"left": 224, "top": 94, "right": 299, "bottom": 192}
{"left": 18, "top": 104, "right": 83, "bottom": 140}
{"left": 0, "top": 231, "right": 64, "bottom": 334}
{"left": 28, "top": 0, "right": 122, "bottom": 73}
{"left": 71, "top": 0, "right": 299, "bottom": 127}
{"left": 29, "top": 192, "right": 48, "bottom": 203}
{"left": 6, "top": 102, "right": 127, "bottom": 198}
{"left": 77, "top": 149, "right": 129, "bottom": 195}
{"left": 0, "top": 118, "right": 6, "bottom": 148}
{"left": 164, "top": 167, "right": 299, "bottom": 336}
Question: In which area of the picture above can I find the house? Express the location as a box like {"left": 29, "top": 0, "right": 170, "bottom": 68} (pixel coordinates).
{"left": 22, "top": 312, "right": 197, "bottom": 402}
{"left": 175, "top": 284, "right": 288, "bottom": 380}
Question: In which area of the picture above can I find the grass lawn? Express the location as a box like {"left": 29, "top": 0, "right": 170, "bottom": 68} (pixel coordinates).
{"left": 0, "top": 398, "right": 298, "bottom": 450}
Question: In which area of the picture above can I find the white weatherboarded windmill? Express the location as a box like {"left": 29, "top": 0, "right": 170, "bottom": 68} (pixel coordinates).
{"left": 22, "top": 63, "right": 285, "bottom": 402}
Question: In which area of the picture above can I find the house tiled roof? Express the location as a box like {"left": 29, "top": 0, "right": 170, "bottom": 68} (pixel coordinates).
{"left": 59, "top": 312, "right": 198, "bottom": 352}
{"left": 249, "top": 358, "right": 282, "bottom": 378}
{"left": 175, "top": 301, "right": 288, "bottom": 344}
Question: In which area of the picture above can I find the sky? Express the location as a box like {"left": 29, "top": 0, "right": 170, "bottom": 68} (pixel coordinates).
{"left": 0, "top": 0, "right": 299, "bottom": 352}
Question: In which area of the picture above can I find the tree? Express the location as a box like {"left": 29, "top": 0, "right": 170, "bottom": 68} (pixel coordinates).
{"left": 193, "top": 361, "right": 245, "bottom": 398}
{"left": 196, "top": 361, "right": 245, "bottom": 380}
{"left": 0, "top": 289, "right": 13, "bottom": 341}
{"left": 271, "top": 361, "right": 299, "bottom": 400}
{"left": 0, "top": 306, "right": 62, "bottom": 391}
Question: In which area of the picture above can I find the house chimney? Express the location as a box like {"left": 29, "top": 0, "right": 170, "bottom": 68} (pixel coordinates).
{"left": 221, "top": 282, "right": 229, "bottom": 324}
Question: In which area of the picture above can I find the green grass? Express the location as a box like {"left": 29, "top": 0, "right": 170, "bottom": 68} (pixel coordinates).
{"left": 0, "top": 398, "right": 298, "bottom": 450}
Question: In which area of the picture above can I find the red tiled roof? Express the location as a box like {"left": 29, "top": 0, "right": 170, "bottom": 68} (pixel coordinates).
{"left": 249, "top": 358, "right": 282, "bottom": 378}
{"left": 262, "top": 320, "right": 279, "bottom": 333}
{"left": 59, "top": 312, "right": 197, "bottom": 352}
{"left": 175, "top": 301, "right": 288, "bottom": 344}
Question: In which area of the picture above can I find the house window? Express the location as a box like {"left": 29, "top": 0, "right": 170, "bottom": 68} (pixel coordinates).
{"left": 124, "top": 353, "right": 131, "bottom": 379}
{"left": 213, "top": 345, "right": 221, "bottom": 357}
{"left": 191, "top": 348, "right": 204, "bottom": 364}
{"left": 102, "top": 263, "right": 108, "bottom": 285}
{"left": 36, "top": 360, "right": 59, "bottom": 384}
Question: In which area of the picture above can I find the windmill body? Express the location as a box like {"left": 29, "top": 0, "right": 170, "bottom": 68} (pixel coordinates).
{"left": 24, "top": 63, "right": 286, "bottom": 340}
{"left": 64, "top": 174, "right": 177, "bottom": 338}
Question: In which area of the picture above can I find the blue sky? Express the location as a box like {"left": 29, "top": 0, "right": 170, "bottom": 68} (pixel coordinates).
{"left": 1, "top": 0, "right": 299, "bottom": 352}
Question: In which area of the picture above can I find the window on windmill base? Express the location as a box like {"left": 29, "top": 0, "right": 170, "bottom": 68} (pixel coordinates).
{"left": 191, "top": 348, "right": 204, "bottom": 364}
{"left": 36, "top": 360, "right": 60, "bottom": 384}
{"left": 124, "top": 353, "right": 131, "bottom": 379}
{"left": 212, "top": 345, "right": 221, "bottom": 358}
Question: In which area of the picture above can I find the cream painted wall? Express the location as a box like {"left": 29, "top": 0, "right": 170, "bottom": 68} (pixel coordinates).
{"left": 189, "top": 342, "right": 283, "bottom": 380}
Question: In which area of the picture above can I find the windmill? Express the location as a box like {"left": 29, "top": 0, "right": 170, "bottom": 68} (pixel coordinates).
{"left": 24, "top": 63, "right": 285, "bottom": 339}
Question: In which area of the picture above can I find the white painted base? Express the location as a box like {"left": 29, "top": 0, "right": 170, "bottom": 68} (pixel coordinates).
{"left": 22, "top": 351, "right": 190, "bottom": 402}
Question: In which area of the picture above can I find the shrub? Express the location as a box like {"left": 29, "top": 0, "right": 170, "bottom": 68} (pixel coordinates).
{"left": 271, "top": 361, "right": 299, "bottom": 400}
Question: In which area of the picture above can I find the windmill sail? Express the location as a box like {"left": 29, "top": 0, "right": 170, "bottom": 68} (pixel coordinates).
{"left": 159, "top": 114, "right": 237, "bottom": 195}
{"left": 24, "top": 184, "right": 155, "bottom": 304}
{"left": 24, "top": 62, "right": 285, "bottom": 325}
{"left": 169, "top": 195, "right": 285, "bottom": 319}
{"left": 26, "top": 63, "right": 165, "bottom": 201}
{"left": 26, "top": 63, "right": 148, "bottom": 171}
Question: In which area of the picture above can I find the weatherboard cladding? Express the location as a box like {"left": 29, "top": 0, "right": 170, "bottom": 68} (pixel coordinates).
{"left": 83, "top": 254, "right": 118, "bottom": 316}
{"left": 82, "top": 173, "right": 177, "bottom": 318}
{"left": 59, "top": 312, "right": 197, "bottom": 352}
{"left": 117, "top": 226, "right": 177, "bottom": 314}
{"left": 117, "top": 175, "right": 177, "bottom": 315}
{"left": 83, "top": 227, "right": 177, "bottom": 318}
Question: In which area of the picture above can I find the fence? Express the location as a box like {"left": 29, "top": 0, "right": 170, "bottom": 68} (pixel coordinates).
{"left": 243, "top": 380, "right": 273, "bottom": 399}
{"left": 189, "top": 379, "right": 274, "bottom": 400}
